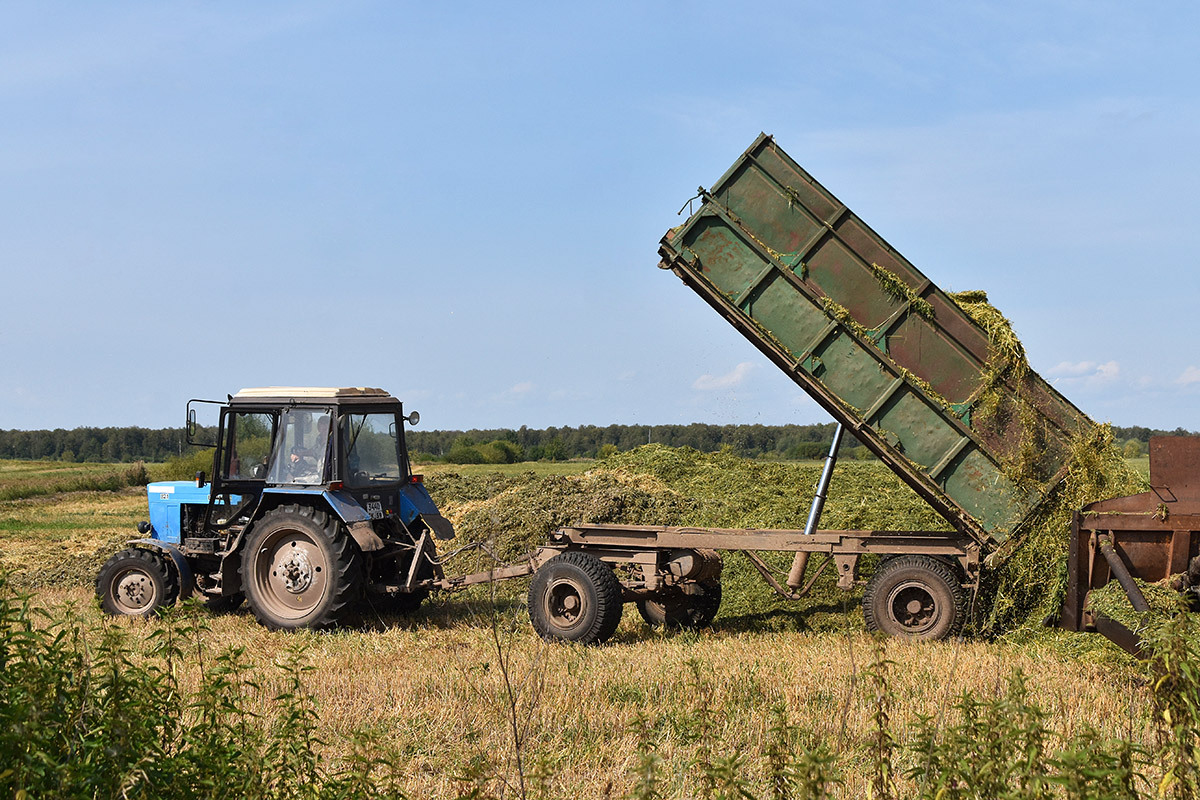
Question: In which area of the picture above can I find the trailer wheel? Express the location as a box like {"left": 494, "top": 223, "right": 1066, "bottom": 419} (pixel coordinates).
{"left": 96, "top": 548, "right": 179, "bottom": 617}
{"left": 528, "top": 551, "right": 623, "bottom": 645}
{"left": 637, "top": 579, "right": 722, "bottom": 630}
{"left": 863, "top": 555, "right": 965, "bottom": 640}
{"left": 242, "top": 505, "right": 362, "bottom": 631}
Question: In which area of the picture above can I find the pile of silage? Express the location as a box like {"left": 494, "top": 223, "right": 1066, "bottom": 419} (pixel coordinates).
{"left": 430, "top": 468, "right": 699, "bottom": 574}
{"left": 979, "top": 424, "right": 1145, "bottom": 634}
{"left": 424, "top": 429, "right": 1143, "bottom": 633}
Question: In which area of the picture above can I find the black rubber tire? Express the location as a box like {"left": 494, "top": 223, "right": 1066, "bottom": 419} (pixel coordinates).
{"left": 96, "top": 548, "right": 179, "bottom": 617}
{"left": 637, "top": 579, "right": 722, "bottom": 630}
{"left": 863, "top": 555, "right": 966, "bottom": 640}
{"left": 241, "top": 505, "right": 362, "bottom": 631}
{"left": 528, "top": 551, "right": 623, "bottom": 645}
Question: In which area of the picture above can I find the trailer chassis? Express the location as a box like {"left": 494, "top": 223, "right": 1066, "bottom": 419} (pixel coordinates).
{"left": 419, "top": 426, "right": 981, "bottom": 644}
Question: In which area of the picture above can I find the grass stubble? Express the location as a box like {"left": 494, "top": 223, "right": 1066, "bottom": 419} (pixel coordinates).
{"left": 0, "top": 443, "right": 1183, "bottom": 798}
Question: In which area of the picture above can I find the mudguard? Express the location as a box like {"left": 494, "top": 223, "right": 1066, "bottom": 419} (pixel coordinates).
{"left": 259, "top": 487, "right": 385, "bottom": 552}
{"left": 128, "top": 538, "right": 194, "bottom": 600}
{"left": 400, "top": 483, "right": 455, "bottom": 540}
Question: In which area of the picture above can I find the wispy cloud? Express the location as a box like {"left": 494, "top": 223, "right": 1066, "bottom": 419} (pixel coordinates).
{"left": 693, "top": 362, "right": 756, "bottom": 391}
{"left": 1048, "top": 360, "right": 1120, "bottom": 383}
{"left": 502, "top": 381, "right": 535, "bottom": 397}
{"left": 1177, "top": 366, "right": 1200, "bottom": 385}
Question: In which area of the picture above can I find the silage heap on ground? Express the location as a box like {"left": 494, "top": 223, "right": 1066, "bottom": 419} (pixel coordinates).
{"left": 429, "top": 293, "right": 1146, "bottom": 636}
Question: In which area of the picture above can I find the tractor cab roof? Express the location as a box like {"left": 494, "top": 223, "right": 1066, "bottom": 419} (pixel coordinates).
{"left": 229, "top": 387, "right": 401, "bottom": 406}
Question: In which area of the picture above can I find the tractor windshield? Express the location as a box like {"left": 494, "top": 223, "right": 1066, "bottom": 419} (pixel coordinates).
{"left": 343, "top": 412, "right": 404, "bottom": 487}
{"left": 267, "top": 408, "right": 333, "bottom": 485}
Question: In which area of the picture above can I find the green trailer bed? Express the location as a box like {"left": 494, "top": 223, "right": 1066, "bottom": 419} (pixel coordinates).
{"left": 658, "top": 133, "right": 1093, "bottom": 547}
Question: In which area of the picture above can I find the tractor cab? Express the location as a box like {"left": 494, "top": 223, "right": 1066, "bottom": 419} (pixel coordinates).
{"left": 202, "top": 387, "right": 451, "bottom": 538}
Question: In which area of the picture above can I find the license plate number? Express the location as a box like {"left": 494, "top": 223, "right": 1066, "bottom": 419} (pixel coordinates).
{"left": 366, "top": 501, "right": 383, "bottom": 520}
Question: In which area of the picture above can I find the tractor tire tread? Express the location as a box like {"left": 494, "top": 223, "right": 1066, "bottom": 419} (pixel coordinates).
{"left": 96, "top": 547, "right": 179, "bottom": 617}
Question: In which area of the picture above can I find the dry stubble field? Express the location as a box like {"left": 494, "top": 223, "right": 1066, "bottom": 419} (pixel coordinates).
{"left": 0, "top": 456, "right": 1165, "bottom": 797}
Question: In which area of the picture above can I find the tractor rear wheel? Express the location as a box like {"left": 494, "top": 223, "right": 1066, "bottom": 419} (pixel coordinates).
{"left": 863, "top": 555, "right": 965, "bottom": 640}
{"left": 637, "top": 579, "right": 722, "bottom": 630}
{"left": 242, "top": 505, "right": 362, "bottom": 631}
{"left": 96, "top": 548, "right": 179, "bottom": 617}
{"left": 528, "top": 551, "right": 623, "bottom": 645}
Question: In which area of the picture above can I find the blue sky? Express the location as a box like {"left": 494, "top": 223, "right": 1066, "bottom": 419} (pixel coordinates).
{"left": 2, "top": 1, "right": 1198, "bottom": 432}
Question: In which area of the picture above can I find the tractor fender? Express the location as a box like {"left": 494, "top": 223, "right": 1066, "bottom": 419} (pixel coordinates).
{"left": 399, "top": 483, "right": 455, "bottom": 540}
{"left": 128, "top": 538, "right": 194, "bottom": 600}
{"left": 258, "top": 487, "right": 385, "bottom": 552}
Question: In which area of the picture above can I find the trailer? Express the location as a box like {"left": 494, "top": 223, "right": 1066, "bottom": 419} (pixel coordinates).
{"left": 431, "top": 134, "right": 1101, "bottom": 645}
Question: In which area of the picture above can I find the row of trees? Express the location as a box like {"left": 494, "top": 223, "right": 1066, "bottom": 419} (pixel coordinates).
{"left": 0, "top": 422, "right": 1190, "bottom": 465}
{"left": 0, "top": 427, "right": 189, "bottom": 463}
{"left": 406, "top": 422, "right": 861, "bottom": 463}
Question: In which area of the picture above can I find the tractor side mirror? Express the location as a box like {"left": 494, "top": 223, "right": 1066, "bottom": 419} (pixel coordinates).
{"left": 185, "top": 399, "right": 221, "bottom": 447}
{"left": 406, "top": 411, "right": 420, "bottom": 427}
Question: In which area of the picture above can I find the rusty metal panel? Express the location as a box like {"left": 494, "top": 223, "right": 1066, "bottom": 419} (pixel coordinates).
{"left": 658, "top": 134, "right": 1095, "bottom": 546}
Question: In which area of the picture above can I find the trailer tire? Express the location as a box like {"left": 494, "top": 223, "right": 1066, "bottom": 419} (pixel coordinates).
{"left": 242, "top": 505, "right": 362, "bottom": 631}
{"left": 863, "top": 555, "right": 965, "bottom": 640}
{"left": 528, "top": 551, "right": 623, "bottom": 645}
{"left": 637, "top": 579, "right": 722, "bottom": 630}
{"left": 96, "top": 547, "right": 179, "bottom": 617}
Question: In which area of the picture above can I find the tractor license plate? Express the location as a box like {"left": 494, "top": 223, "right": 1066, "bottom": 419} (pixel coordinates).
{"left": 366, "top": 501, "right": 384, "bottom": 520}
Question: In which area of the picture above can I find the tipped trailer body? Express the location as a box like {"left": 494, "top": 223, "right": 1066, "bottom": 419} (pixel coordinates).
{"left": 657, "top": 133, "right": 1091, "bottom": 548}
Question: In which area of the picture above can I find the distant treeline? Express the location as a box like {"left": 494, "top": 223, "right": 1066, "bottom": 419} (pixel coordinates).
{"left": 407, "top": 423, "right": 861, "bottom": 463}
{"left": 0, "top": 422, "right": 1192, "bottom": 464}
{"left": 0, "top": 427, "right": 189, "bottom": 463}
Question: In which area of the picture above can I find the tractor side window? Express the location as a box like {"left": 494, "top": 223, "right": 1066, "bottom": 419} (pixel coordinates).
{"left": 268, "top": 409, "right": 333, "bottom": 485}
{"left": 225, "top": 412, "right": 276, "bottom": 480}
{"left": 344, "top": 413, "right": 402, "bottom": 487}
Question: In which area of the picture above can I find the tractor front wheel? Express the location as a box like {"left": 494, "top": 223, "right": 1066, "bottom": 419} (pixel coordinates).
{"left": 96, "top": 548, "right": 179, "bottom": 617}
{"left": 242, "top": 505, "right": 362, "bottom": 631}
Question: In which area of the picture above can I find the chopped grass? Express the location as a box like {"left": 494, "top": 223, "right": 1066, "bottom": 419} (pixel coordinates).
{"left": 870, "top": 262, "right": 935, "bottom": 321}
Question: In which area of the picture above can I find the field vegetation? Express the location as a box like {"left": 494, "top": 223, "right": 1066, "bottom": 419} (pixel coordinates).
{"left": 0, "top": 449, "right": 1196, "bottom": 798}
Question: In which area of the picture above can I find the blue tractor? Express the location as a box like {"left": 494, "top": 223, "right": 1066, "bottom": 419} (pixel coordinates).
{"left": 96, "top": 387, "right": 453, "bottom": 630}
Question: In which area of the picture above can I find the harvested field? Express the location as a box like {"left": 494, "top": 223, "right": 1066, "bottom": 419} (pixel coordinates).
{"left": 1, "top": 453, "right": 1189, "bottom": 798}
{"left": 6, "top": 583, "right": 1171, "bottom": 798}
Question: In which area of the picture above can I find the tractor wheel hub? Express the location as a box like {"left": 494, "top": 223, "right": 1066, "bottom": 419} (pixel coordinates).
{"left": 118, "top": 573, "right": 151, "bottom": 606}
{"left": 278, "top": 550, "right": 314, "bottom": 594}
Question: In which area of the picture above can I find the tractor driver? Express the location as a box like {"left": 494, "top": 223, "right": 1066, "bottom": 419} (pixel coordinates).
{"left": 289, "top": 414, "right": 332, "bottom": 481}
